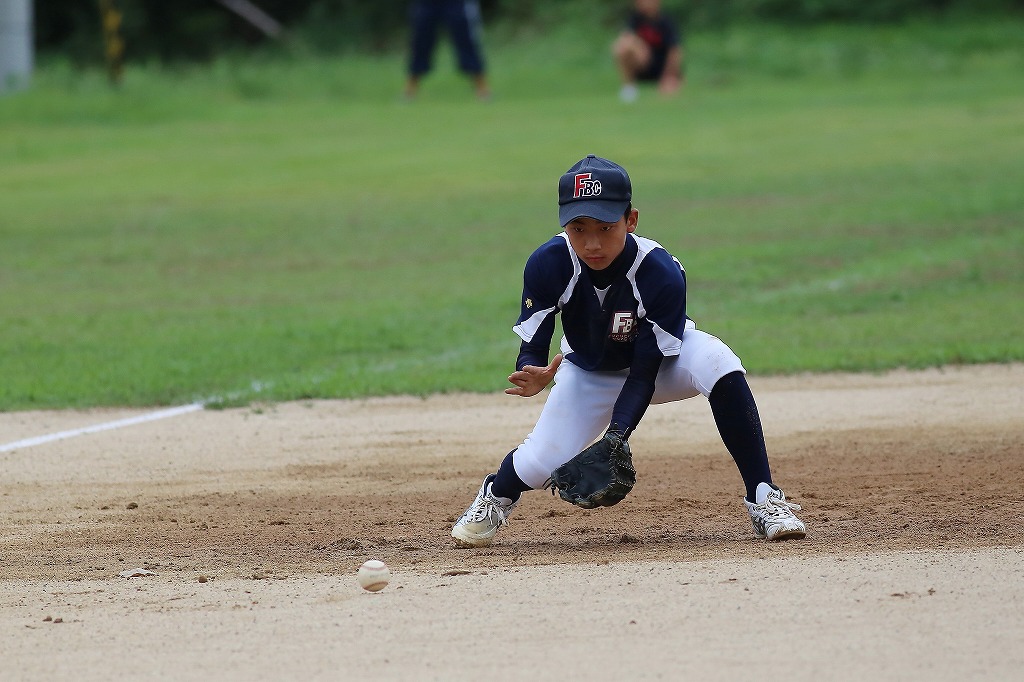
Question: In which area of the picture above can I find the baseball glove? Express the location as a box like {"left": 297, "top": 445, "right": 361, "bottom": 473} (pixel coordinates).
{"left": 544, "top": 429, "right": 636, "bottom": 509}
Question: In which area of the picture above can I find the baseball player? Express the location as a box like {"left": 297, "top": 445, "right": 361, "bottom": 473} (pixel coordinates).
{"left": 452, "top": 155, "right": 807, "bottom": 547}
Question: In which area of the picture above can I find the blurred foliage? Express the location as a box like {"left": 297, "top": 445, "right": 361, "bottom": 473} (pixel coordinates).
{"left": 34, "top": 0, "right": 1024, "bottom": 64}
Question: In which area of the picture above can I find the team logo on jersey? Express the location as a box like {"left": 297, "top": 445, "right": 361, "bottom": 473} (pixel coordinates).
{"left": 573, "top": 173, "right": 602, "bottom": 198}
{"left": 525, "top": 298, "right": 533, "bottom": 309}
{"left": 609, "top": 311, "right": 637, "bottom": 342}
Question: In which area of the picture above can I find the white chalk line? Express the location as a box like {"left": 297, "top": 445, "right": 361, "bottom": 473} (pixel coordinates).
{"left": 0, "top": 403, "right": 205, "bottom": 453}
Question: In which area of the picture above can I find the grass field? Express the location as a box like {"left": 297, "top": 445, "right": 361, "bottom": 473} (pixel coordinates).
{"left": 1, "top": 20, "right": 1021, "bottom": 410}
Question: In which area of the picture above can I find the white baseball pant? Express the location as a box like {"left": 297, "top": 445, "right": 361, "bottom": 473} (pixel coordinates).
{"left": 511, "top": 319, "right": 746, "bottom": 489}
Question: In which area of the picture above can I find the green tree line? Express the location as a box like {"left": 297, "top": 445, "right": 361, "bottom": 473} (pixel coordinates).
{"left": 36, "top": 0, "right": 1023, "bottom": 64}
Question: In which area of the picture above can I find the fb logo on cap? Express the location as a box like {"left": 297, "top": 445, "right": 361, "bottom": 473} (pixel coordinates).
{"left": 573, "top": 173, "right": 602, "bottom": 198}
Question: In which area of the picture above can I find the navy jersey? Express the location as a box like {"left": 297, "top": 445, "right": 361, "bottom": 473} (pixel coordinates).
{"left": 512, "top": 233, "right": 688, "bottom": 430}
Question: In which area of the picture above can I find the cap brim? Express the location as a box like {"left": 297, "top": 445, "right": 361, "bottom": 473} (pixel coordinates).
{"left": 559, "top": 199, "right": 629, "bottom": 227}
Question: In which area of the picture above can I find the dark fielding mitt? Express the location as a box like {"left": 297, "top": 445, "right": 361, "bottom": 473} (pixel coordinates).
{"left": 544, "top": 428, "right": 636, "bottom": 509}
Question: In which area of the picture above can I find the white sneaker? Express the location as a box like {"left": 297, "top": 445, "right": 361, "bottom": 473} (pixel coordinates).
{"left": 744, "top": 482, "right": 807, "bottom": 541}
{"left": 451, "top": 474, "right": 518, "bottom": 547}
{"left": 619, "top": 83, "right": 639, "bottom": 103}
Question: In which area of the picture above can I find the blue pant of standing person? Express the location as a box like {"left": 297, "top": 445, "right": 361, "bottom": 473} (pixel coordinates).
{"left": 405, "top": 0, "right": 491, "bottom": 100}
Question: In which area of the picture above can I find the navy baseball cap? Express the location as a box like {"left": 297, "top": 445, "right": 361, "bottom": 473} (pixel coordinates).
{"left": 557, "top": 155, "right": 632, "bottom": 227}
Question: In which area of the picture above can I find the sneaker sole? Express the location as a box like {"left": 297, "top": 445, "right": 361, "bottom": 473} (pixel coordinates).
{"left": 764, "top": 528, "right": 806, "bottom": 541}
{"left": 451, "top": 528, "right": 494, "bottom": 548}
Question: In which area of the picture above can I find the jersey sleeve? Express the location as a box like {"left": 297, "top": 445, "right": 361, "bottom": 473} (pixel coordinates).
{"left": 511, "top": 237, "right": 575, "bottom": 364}
{"left": 515, "top": 325, "right": 554, "bottom": 372}
{"left": 610, "top": 244, "right": 688, "bottom": 432}
{"left": 610, "top": 337, "right": 663, "bottom": 432}
{"left": 633, "top": 247, "right": 688, "bottom": 357}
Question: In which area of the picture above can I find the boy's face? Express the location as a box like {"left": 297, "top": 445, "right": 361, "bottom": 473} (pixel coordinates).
{"left": 564, "top": 209, "right": 638, "bottom": 270}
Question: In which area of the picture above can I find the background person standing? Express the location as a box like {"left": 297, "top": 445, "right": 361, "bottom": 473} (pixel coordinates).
{"left": 405, "top": 0, "right": 491, "bottom": 100}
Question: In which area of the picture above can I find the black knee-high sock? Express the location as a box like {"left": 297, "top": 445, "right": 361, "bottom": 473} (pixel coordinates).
{"left": 708, "top": 371, "right": 773, "bottom": 502}
{"left": 491, "top": 449, "right": 532, "bottom": 502}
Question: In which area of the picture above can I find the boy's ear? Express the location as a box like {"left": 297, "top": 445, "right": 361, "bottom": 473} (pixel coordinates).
{"left": 626, "top": 208, "right": 639, "bottom": 232}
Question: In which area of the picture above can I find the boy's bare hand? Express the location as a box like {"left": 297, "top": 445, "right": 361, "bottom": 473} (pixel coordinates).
{"left": 505, "top": 354, "right": 563, "bottom": 397}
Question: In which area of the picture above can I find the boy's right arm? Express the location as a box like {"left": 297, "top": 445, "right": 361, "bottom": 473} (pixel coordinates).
{"left": 508, "top": 237, "right": 572, "bottom": 396}
{"left": 505, "top": 353, "right": 563, "bottom": 397}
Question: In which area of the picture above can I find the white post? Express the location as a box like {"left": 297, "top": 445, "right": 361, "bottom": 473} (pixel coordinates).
{"left": 0, "top": 0, "right": 33, "bottom": 93}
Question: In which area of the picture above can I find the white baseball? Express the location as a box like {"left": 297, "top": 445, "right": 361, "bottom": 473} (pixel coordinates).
{"left": 357, "top": 559, "right": 390, "bottom": 592}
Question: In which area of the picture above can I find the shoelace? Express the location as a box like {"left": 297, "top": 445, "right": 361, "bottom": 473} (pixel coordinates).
{"left": 760, "top": 495, "right": 801, "bottom": 520}
{"left": 466, "top": 495, "right": 513, "bottom": 526}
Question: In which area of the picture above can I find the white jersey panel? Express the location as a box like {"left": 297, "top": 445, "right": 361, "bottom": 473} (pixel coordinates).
{"left": 512, "top": 234, "right": 580, "bottom": 343}
{"left": 630, "top": 235, "right": 685, "bottom": 356}
{"left": 513, "top": 306, "right": 558, "bottom": 342}
{"left": 650, "top": 320, "right": 684, "bottom": 355}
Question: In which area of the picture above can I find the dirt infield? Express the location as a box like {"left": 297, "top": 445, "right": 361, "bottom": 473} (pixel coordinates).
{"left": 2, "top": 364, "right": 1022, "bottom": 680}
